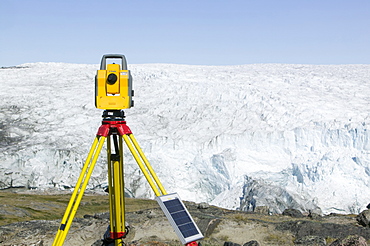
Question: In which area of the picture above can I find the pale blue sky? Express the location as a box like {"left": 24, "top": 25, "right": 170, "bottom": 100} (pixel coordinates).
{"left": 1, "top": 0, "right": 369, "bottom": 66}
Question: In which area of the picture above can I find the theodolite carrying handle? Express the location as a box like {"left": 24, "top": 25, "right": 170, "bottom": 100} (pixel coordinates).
{"left": 100, "top": 54, "right": 128, "bottom": 70}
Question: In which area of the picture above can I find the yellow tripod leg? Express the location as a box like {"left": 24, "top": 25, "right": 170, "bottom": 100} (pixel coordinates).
{"left": 129, "top": 134, "right": 167, "bottom": 195}
{"left": 52, "top": 136, "right": 106, "bottom": 246}
{"left": 116, "top": 136, "right": 125, "bottom": 242}
{"left": 122, "top": 134, "right": 166, "bottom": 197}
{"left": 107, "top": 136, "right": 126, "bottom": 245}
{"left": 107, "top": 136, "right": 114, "bottom": 236}
{"left": 112, "top": 158, "right": 125, "bottom": 245}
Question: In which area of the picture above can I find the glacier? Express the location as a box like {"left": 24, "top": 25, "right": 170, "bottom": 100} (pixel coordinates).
{"left": 0, "top": 62, "right": 369, "bottom": 215}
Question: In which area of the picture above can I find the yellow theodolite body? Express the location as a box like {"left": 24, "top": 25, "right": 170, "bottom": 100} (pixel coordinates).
{"left": 95, "top": 55, "right": 133, "bottom": 110}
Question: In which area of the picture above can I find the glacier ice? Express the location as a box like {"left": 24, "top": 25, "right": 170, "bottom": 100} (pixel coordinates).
{"left": 0, "top": 62, "right": 369, "bottom": 214}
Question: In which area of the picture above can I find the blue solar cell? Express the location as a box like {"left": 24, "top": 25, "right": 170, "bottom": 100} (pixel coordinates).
{"left": 163, "top": 198, "right": 199, "bottom": 238}
{"left": 156, "top": 193, "right": 204, "bottom": 244}
{"left": 164, "top": 199, "right": 185, "bottom": 213}
{"left": 171, "top": 211, "right": 192, "bottom": 225}
{"left": 179, "top": 223, "right": 199, "bottom": 238}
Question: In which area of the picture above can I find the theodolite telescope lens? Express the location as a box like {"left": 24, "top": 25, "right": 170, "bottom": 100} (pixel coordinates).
{"left": 107, "top": 73, "right": 118, "bottom": 85}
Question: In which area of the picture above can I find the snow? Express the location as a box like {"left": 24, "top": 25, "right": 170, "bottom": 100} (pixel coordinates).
{"left": 0, "top": 62, "right": 369, "bottom": 214}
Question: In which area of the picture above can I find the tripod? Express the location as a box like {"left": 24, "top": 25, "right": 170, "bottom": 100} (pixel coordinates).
{"left": 52, "top": 110, "right": 168, "bottom": 246}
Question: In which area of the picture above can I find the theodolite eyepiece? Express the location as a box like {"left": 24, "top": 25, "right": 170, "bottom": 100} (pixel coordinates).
{"left": 107, "top": 73, "right": 118, "bottom": 85}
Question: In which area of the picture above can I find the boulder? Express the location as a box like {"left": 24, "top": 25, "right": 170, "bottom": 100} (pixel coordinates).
{"left": 243, "top": 240, "right": 260, "bottom": 246}
{"left": 224, "top": 242, "right": 241, "bottom": 246}
{"left": 357, "top": 210, "right": 370, "bottom": 227}
{"left": 282, "top": 208, "right": 304, "bottom": 218}
{"left": 254, "top": 206, "right": 270, "bottom": 215}
{"left": 197, "top": 202, "right": 210, "bottom": 209}
{"left": 329, "top": 235, "right": 367, "bottom": 246}
{"left": 92, "top": 240, "right": 103, "bottom": 246}
{"left": 308, "top": 210, "right": 322, "bottom": 220}
{"left": 294, "top": 235, "right": 326, "bottom": 245}
{"left": 222, "top": 239, "right": 260, "bottom": 246}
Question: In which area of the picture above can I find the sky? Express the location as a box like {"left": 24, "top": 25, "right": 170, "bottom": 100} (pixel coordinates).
{"left": 0, "top": 0, "right": 369, "bottom": 66}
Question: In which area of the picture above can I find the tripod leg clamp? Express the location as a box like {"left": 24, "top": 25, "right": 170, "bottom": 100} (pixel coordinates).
{"left": 103, "top": 225, "right": 129, "bottom": 242}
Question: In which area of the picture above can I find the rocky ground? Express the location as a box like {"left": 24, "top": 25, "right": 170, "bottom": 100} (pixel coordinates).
{"left": 0, "top": 190, "right": 370, "bottom": 246}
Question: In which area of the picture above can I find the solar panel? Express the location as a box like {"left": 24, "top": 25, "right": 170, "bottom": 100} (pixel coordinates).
{"left": 156, "top": 193, "right": 204, "bottom": 244}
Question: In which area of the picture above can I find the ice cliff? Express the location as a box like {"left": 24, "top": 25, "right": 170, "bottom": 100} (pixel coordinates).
{"left": 0, "top": 62, "right": 369, "bottom": 214}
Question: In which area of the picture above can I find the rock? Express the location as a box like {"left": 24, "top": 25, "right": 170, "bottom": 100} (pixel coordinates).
{"left": 2, "top": 194, "right": 370, "bottom": 246}
{"left": 243, "top": 240, "right": 260, "bottom": 246}
{"left": 294, "top": 235, "right": 326, "bottom": 245}
{"left": 276, "top": 220, "right": 370, "bottom": 240}
{"left": 198, "top": 202, "right": 210, "bottom": 209}
{"left": 147, "top": 210, "right": 158, "bottom": 219}
{"left": 308, "top": 210, "right": 322, "bottom": 220}
{"left": 329, "top": 234, "right": 368, "bottom": 246}
{"left": 254, "top": 206, "right": 270, "bottom": 215}
{"left": 196, "top": 218, "right": 222, "bottom": 237}
{"left": 282, "top": 208, "right": 304, "bottom": 218}
{"left": 357, "top": 210, "right": 370, "bottom": 227}
{"left": 10, "top": 240, "right": 45, "bottom": 246}
{"left": 224, "top": 242, "right": 241, "bottom": 246}
{"left": 92, "top": 239, "right": 103, "bottom": 246}
{"left": 366, "top": 203, "right": 370, "bottom": 209}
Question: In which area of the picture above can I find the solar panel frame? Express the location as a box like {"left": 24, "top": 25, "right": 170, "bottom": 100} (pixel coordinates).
{"left": 156, "top": 193, "right": 204, "bottom": 244}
